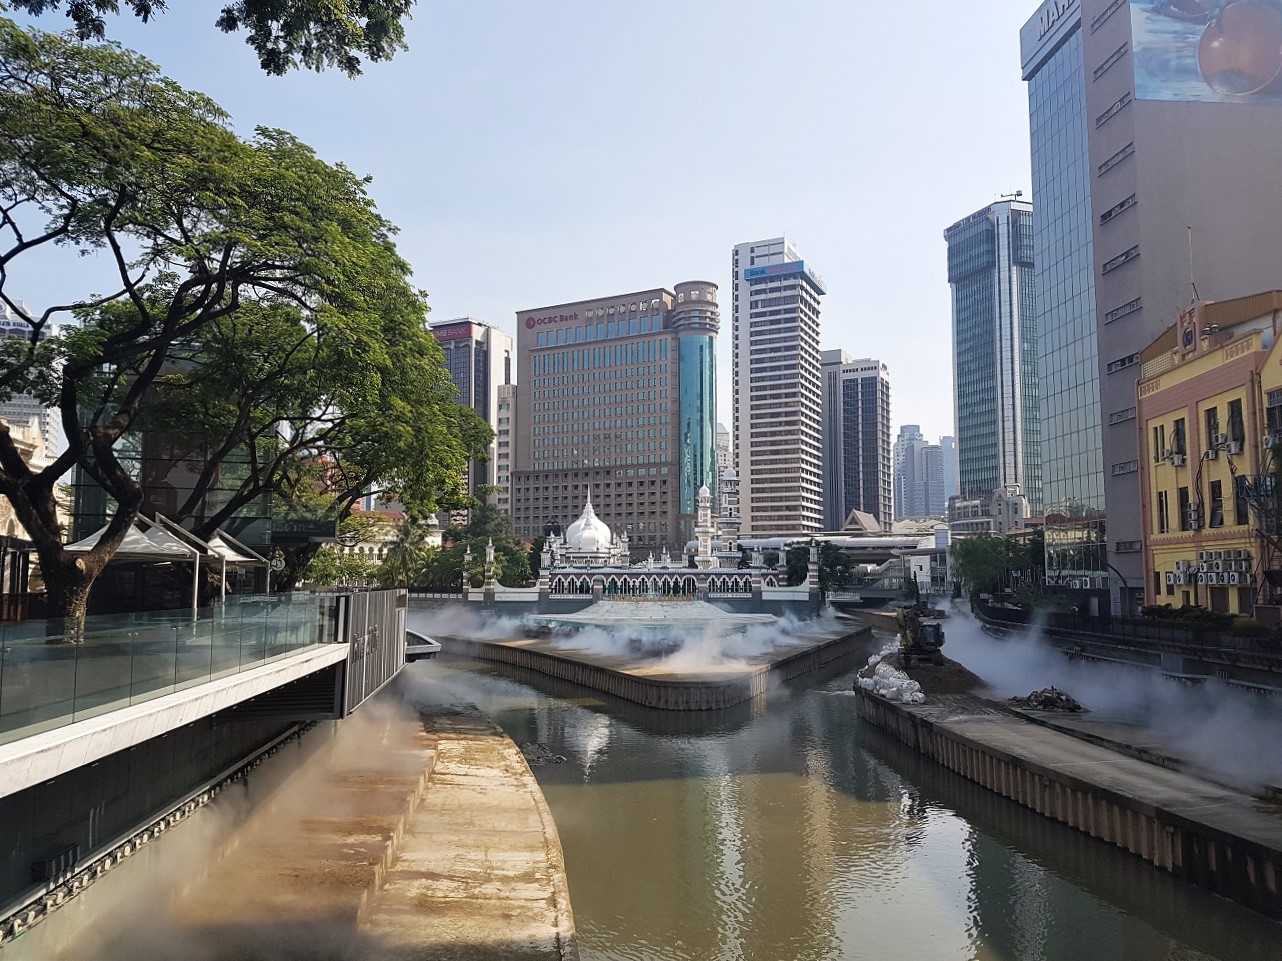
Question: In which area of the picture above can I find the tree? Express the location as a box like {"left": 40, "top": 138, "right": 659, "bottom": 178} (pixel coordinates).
{"left": 10, "top": 0, "right": 414, "bottom": 76}
{"left": 377, "top": 518, "right": 432, "bottom": 588}
{"left": 785, "top": 546, "right": 809, "bottom": 587}
{"left": 949, "top": 535, "right": 1026, "bottom": 596}
{"left": 0, "top": 24, "right": 479, "bottom": 632}
{"left": 817, "top": 541, "right": 854, "bottom": 595}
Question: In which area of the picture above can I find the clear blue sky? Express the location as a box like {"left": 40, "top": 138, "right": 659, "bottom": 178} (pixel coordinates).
{"left": 11, "top": 0, "right": 1037, "bottom": 444}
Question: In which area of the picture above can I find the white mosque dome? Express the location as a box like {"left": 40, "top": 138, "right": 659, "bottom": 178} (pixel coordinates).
{"left": 566, "top": 493, "right": 612, "bottom": 552}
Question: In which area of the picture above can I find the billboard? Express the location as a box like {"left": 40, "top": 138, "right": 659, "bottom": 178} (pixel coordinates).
{"left": 1132, "top": 1, "right": 1282, "bottom": 104}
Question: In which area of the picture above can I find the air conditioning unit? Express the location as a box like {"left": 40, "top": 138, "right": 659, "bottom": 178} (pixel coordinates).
{"left": 1198, "top": 563, "right": 1208, "bottom": 574}
{"left": 1176, "top": 573, "right": 1188, "bottom": 585}
{"left": 1215, "top": 550, "right": 1226, "bottom": 561}
{"left": 1205, "top": 448, "right": 1220, "bottom": 460}
{"left": 1213, "top": 560, "right": 1224, "bottom": 573}
{"left": 1165, "top": 572, "right": 1176, "bottom": 586}
{"left": 1229, "top": 572, "right": 1241, "bottom": 585}
{"left": 1162, "top": 448, "right": 1173, "bottom": 460}
{"left": 1228, "top": 441, "right": 1243, "bottom": 454}
{"left": 1177, "top": 559, "right": 1191, "bottom": 572}
{"left": 1197, "top": 573, "right": 1207, "bottom": 584}
{"left": 1170, "top": 453, "right": 1186, "bottom": 466}
{"left": 1070, "top": 578, "right": 1082, "bottom": 590}
{"left": 1198, "top": 551, "right": 1210, "bottom": 562}
{"left": 1220, "top": 573, "right": 1232, "bottom": 585}
{"left": 1213, "top": 432, "right": 1229, "bottom": 446}
{"left": 1243, "top": 574, "right": 1255, "bottom": 587}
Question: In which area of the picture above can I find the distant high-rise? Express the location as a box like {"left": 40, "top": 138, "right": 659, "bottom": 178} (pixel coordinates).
{"left": 0, "top": 302, "right": 63, "bottom": 456}
{"left": 938, "top": 435, "right": 960, "bottom": 513}
{"left": 1020, "top": 1, "right": 1282, "bottom": 614}
{"left": 945, "top": 199, "right": 1041, "bottom": 513}
{"left": 428, "top": 318, "right": 514, "bottom": 504}
{"left": 821, "top": 352, "right": 892, "bottom": 529}
{"left": 511, "top": 281, "right": 718, "bottom": 555}
{"left": 732, "top": 237, "right": 826, "bottom": 536}
{"left": 893, "top": 425, "right": 926, "bottom": 520}
{"left": 715, "top": 423, "right": 732, "bottom": 472}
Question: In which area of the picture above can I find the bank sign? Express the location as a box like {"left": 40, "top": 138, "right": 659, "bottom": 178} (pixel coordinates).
{"left": 524, "top": 311, "right": 580, "bottom": 330}
{"left": 743, "top": 260, "right": 826, "bottom": 293}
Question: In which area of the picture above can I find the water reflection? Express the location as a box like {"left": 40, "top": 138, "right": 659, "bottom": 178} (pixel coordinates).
{"left": 410, "top": 659, "right": 1281, "bottom": 961}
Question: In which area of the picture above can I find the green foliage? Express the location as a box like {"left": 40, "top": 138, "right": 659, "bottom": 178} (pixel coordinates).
{"left": 9, "top": 0, "right": 413, "bottom": 76}
{"left": 303, "top": 547, "right": 375, "bottom": 587}
{"left": 762, "top": 550, "right": 780, "bottom": 568}
{"left": 737, "top": 548, "right": 751, "bottom": 570}
{"left": 1230, "top": 618, "right": 1273, "bottom": 639}
{"left": 818, "top": 541, "right": 855, "bottom": 594}
{"left": 0, "top": 22, "right": 483, "bottom": 619}
{"left": 949, "top": 535, "right": 1032, "bottom": 596}
{"left": 376, "top": 518, "right": 431, "bottom": 588}
{"left": 1140, "top": 604, "right": 1235, "bottom": 630}
{"left": 785, "top": 546, "right": 809, "bottom": 587}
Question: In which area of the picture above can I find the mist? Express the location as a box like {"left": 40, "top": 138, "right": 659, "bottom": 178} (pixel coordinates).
{"left": 942, "top": 612, "right": 1282, "bottom": 791}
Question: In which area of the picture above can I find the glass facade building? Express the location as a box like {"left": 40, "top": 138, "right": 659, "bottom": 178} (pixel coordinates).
{"left": 671, "top": 282, "right": 719, "bottom": 515}
{"left": 1023, "top": 18, "right": 1108, "bottom": 594}
{"left": 821, "top": 352, "right": 892, "bottom": 529}
{"left": 945, "top": 200, "right": 1041, "bottom": 513}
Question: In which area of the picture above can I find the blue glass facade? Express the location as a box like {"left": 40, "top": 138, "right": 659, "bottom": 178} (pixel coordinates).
{"left": 1027, "top": 25, "right": 1108, "bottom": 583}
{"left": 678, "top": 333, "right": 716, "bottom": 515}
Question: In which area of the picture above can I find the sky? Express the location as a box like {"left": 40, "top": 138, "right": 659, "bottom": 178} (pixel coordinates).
{"left": 9, "top": 0, "right": 1038, "bottom": 444}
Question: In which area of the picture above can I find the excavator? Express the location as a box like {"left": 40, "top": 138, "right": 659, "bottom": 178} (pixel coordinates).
{"left": 895, "top": 604, "right": 946, "bottom": 667}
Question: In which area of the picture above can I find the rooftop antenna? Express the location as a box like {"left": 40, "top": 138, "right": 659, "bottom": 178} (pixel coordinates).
{"left": 1000, "top": 190, "right": 1025, "bottom": 202}
{"left": 1188, "top": 226, "right": 1201, "bottom": 303}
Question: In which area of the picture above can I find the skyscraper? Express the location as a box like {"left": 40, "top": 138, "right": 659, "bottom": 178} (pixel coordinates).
{"left": 0, "top": 302, "right": 63, "bottom": 456}
{"left": 1021, "top": 0, "right": 1282, "bottom": 614}
{"left": 938, "top": 435, "right": 960, "bottom": 510}
{"left": 893, "top": 425, "right": 926, "bottom": 520}
{"left": 511, "top": 282, "right": 718, "bottom": 555}
{"left": 821, "top": 352, "right": 892, "bottom": 530}
{"left": 731, "top": 237, "right": 826, "bottom": 536}
{"left": 428, "top": 318, "right": 514, "bottom": 505}
{"left": 945, "top": 199, "right": 1041, "bottom": 513}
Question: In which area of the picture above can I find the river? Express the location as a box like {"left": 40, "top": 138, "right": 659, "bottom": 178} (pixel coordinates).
{"left": 410, "top": 654, "right": 1282, "bottom": 961}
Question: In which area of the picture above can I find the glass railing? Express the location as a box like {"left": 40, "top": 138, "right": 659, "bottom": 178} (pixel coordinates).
{"left": 0, "top": 593, "right": 341, "bottom": 746}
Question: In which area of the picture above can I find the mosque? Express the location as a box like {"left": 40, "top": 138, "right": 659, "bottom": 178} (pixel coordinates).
{"left": 462, "top": 486, "right": 821, "bottom": 617}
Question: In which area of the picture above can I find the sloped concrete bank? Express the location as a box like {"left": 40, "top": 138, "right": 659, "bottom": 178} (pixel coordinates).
{"left": 852, "top": 688, "right": 1282, "bottom": 919}
{"left": 439, "top": 628, "right": 871, "bottom": 711}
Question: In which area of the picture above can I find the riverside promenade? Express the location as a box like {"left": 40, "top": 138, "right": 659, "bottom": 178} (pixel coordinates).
{"left": 852, "top": 688, "right": 1282, "bottom": 918}
{"left": 47, "top": 682, "right": 577, "bottom": 961}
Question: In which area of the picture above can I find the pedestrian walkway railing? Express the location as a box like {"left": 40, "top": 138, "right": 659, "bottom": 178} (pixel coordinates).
{"left": 0, "top": 593, "right": 341, "bottom": 746}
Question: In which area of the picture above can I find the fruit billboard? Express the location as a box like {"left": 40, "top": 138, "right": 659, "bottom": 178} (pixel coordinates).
{"left": 1132, "top": 1, "right": 1282, "bottom": 104}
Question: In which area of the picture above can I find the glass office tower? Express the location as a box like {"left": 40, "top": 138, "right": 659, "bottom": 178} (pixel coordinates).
{"left": 1022, "top": 10, "right": 1108, "bottom": 606}
{"left": 671, "top": 282, "right": 720, "bottom": 515}
{"left": 945, "top": 200, "right": 1041, "bottom": 513}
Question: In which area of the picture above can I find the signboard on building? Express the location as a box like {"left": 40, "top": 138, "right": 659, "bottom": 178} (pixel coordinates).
{"left": 429, "top": 322, "right": 478, "bottom": 342}
{"left": 1131, "top": 0, "right": 1282, "bottom": 105}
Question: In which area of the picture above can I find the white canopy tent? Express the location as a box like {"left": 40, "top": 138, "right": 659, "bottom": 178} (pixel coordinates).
{"left": 65, "top": 515, "right": 204, "bottom": 620}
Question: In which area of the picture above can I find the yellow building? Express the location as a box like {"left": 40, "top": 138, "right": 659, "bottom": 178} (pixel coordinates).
{"left": 1136, "top": 292, "right": 1282, "bottom": 619}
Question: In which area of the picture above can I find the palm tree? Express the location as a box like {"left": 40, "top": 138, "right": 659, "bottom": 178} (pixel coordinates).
{"left": 378, "top": 519, "right": 432, "bottom": 588}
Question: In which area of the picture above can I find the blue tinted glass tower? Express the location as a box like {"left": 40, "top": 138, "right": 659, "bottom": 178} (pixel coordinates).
{"left": 670, "top": 282, "right": 719, "bottom": 515}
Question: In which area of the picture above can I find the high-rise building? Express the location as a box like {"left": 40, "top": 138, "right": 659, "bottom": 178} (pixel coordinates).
{"left": 939, "top": 435, "right": 960, "bottom": 509}
{"left": 893, "top": 425, "right": 926, "bottom": 520}
{"left": 945, "top": 199, "right": 1041, "bottom": 513}
{"left": 820, "top": 352, "right": 892, "bottom": 530}
{"left": 494, "top": 384, "right": 517, "bottom": 515}
{"left": 511, "top": 282, "right": 718, "bottom": 555}
{"left": 428, "top": 318, "right": 514, "bottom": 504}
{"left": 1022, "top": 1, "right": 1282, "bottom": 614}
{"left": 731, "top": 237, "right": 826, "bottom": 536}
{"left": 715, "top": 423, "right": 732, "bottom": 472}
{"left": 0, "top": 302, "right": 63, "bottom": 456}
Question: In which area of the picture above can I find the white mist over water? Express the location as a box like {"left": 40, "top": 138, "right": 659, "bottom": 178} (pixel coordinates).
{"left": 943, "top": 611, "right": 1282, "bottom": 790}
{"left": 407, "top": 604, "right": 853, "bottom": 674}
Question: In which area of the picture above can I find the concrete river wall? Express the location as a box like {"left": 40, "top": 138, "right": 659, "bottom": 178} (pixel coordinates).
{"left": 440, "top": 628, "right": 872, "bottom": 711}
{"left": 851, "top": 688, "right": 1282, "bottom": 920}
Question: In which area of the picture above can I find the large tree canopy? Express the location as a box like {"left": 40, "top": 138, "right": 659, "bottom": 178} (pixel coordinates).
{"left": 7, "top": 0, "right": 413, "bottom": 75}
{"left": 0, "top": 20, "right": 482, "bottom": 631}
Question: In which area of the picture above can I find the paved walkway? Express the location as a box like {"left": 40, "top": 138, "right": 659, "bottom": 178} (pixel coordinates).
{"left": 913, "top": 698, "right": 1282, "bottom": 855}
{"left": 361, "top": 704, "right": 578, "bottom": 961}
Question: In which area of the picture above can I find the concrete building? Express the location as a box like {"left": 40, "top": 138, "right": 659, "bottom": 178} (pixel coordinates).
{"left": 893, "top": 425, "right": 927, "bottom": 520}
{"left": 715, "top": 422, "right": 732, "bottom": 471}
{"left": 821, "top": 352, "right": 892, "bottom": 530}
{"left": 731, "top": 237, "right": 826, "bottom": 537}
{"left": 1136, "top": 292, "right": 1282, "bottom": 619}
{"left": 0, "top": 302, "right": 63, "bottom": 456}
{"left": 948, "top": 486, "right": 1033, "bottom": 538}
{"left": 718, "top": 465, "right": 741, "bottom": 542}
{"left": 428, "top": 318, "right": 514, "bottom": 503}
{"left": 1021, "top": 0, "right": 1282, "bottom": 614}
{"left": 939, "top": 435, "right": 960, "bottom": 510}
{"left": 945, "top": 199, "right": 1041, "bottom": 514}
{"left": 495, "top": 384, "right": 517, "bottom": 514}
{"left": 512, "top": 281, "right": 718, "bottom": 556}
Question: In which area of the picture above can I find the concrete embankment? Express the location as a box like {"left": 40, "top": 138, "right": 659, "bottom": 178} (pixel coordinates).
{"left": 48, "top": 684, "right": 576, "bottom": 960}
{"left": 439, "top": 628, "right": 871, "bottom": 711}
{"left": 851, "top": 688, "right": 1282, "bottom": 919}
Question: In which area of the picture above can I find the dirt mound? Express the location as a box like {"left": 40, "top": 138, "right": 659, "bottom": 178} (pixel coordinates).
{"left": 883, "top": 653, "right": 987, "bottom": 695}
{"left": 1009, "top": 687, "right": 1086, "bottom": 712}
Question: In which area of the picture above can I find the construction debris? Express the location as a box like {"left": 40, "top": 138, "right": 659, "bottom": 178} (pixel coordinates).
{"left": 521, "top": 742, "right": 568, "bottom": 765}
{"left": 1009, "top": 687, "right": 1086, "bottom": 713}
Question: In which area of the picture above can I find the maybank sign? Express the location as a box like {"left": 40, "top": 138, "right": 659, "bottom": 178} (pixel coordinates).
{"left": 743, "top": 260, "right": 827, "bottom": 292}
{"left": 1021, "top": 0, "right": 1080, "bottom": 79}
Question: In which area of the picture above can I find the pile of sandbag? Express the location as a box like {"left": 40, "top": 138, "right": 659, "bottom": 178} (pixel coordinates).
{"left": 1008, "top": 686, "right": 1084, "bottom": 712}
{"left": 855, "top": 641, "right": 926, "bottom": 704}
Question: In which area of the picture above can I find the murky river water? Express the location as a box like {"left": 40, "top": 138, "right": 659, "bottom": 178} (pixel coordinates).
{"left": 416, "top": 656, "right": 1282, "bottom": 961}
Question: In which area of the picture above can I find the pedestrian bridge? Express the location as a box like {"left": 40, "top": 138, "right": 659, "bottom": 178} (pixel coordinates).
{"left": 0, "top": 590, "right": 408, "bottom": 801}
